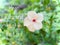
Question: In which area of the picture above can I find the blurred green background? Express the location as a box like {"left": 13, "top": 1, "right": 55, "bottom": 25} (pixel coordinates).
{"left": 0, "top": 0, "right": 60, "bottom": 45}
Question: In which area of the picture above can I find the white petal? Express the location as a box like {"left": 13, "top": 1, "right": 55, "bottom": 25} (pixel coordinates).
{"left": 27, "top": 23, "right": 35, "bottom": 32}
{"left": 27, "top": 11, "right": 38, "bottom": 20}
{"left": 24, "top": 17, "right": 31, "bottom": 26}
{"left": 37, "top": 13, "right": 44, "bottom": 22}
{"left": 33, "top": 23, "right": 42, "bottom": 30}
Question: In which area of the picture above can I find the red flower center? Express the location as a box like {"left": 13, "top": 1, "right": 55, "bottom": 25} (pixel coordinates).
{"left": 32, "top": 19, "right": 36, "bottom": 22}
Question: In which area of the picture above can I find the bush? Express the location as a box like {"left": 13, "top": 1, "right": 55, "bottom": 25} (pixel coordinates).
{"left": 0, "top": 0, "right": 60, "bottom": 45}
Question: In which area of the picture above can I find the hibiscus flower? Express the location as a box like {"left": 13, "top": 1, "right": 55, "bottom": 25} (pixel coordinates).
{"left": 24, "top": 11, "right": 44, "bottom": 32}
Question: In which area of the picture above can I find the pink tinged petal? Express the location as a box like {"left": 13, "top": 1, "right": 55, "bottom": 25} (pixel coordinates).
{"left": 33, "top": 23, "right": 42, "bottom": 30}
{"left": 37, "top": 13, "right": 44, "bottom": 22}
{"left": 27, "top": 11, "right": 38, "bottom": 20}
{"left": 27, "top": 24, "right": 35, "bottom": 32}
{"left": 24, "top": 17, "right": 31, "bottom": 26}
{"left": 0, "top": 19, "right": 3, "bottom": 22}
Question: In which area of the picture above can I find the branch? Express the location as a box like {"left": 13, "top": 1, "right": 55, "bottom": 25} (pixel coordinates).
{"left": 6, "top": 4, "right": 27, "bottom": 11}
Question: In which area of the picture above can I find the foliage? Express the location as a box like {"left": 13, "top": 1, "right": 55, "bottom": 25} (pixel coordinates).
{"left": 0, "top": 0, "right": 60, "bottom": 45}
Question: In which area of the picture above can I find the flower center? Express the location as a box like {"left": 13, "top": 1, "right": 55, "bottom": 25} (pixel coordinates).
{"left": 32, "top": 19, "right": 36, "bottom": 22}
